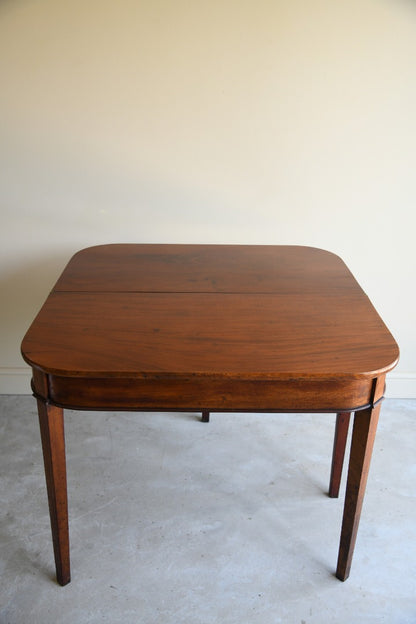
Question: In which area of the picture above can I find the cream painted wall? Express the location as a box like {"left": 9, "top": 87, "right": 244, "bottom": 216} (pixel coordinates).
{"left": 1, "top": 0, "right": 415, "bottom": 395}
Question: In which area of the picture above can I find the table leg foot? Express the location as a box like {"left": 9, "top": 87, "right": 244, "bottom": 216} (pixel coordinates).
{"left": 37, "top": 400, "right": 71, "bottom": 586}
{"left": 336, "top": 403, "right": 380, "bottom": 581}
{"left": 201, "top": 410, "right": 210, "bottom": 423}
{"left": 329, "top": 412, "right": 351, "bottom": 498}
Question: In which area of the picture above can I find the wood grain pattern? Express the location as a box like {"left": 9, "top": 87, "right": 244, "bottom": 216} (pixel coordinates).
{"left": 336, "top": 403, "right": 381, "bottom": 581}
{"left": 37, "top": 400, "right": 70, "bottom": 586}
{"left": 329, "top": 412, "right": 352, "bottom": 498}
{"left": 52, "top": 244, "right": 362, "bottom": 294}
{"left": 22, "top": 246, "right": 398, "bottom": 383}
{"left": 46, "top": 375, "right": 374, "bottom": 412}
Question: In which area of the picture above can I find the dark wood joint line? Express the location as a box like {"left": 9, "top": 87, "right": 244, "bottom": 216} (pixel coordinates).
{"left": 31, "top": 385, "right": 51, "bottom": 406}
{"left": 371, "top": 395, "right": 385, "bottom": 409}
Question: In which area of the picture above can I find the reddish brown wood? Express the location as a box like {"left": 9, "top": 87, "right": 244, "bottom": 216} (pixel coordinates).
{"left": 47, "top": 375, "right": 374, "bottom": 412}
{"left": 32, "top": 368, "right": 49, "bottom": 400}
{"left": 336, "top": 403, "right": 381, "bottom": 581}
{"left": 22, "top": 291, "right": 398, "bottom": 381}
{"left": 20, "top": 245, "right": 399, "bottom": 584}
{"left": 37, "top": 400, "right": 70, "bottom": 586}
{"left": 51, "top": 244, "right": 364, "bottom": 295}
{"left": 329, "top": 412, "right": 351, "bottom": 498}
{"left": 22, "top": 246, "right": 398, "bottom": 382}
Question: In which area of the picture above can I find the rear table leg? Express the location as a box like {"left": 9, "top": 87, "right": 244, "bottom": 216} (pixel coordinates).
{"left": 37, "top": 400, "right": 71, "bottom": 586}
{"left": 201, "top": 410, "right": 210, "bottom": 423}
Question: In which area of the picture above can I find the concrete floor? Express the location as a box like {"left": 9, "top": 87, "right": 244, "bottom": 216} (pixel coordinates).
{"left": 0, "top": 396, "right": 415, "bottom": 624}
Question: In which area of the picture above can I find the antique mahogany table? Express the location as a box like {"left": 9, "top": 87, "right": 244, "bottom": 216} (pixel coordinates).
{"left": 21, "top": 244, "right": 399, "bottom": 586}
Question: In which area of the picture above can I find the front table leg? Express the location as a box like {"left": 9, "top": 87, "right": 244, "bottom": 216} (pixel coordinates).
{"left": 336, "top": 403, "right": 380, "bottom": 581}
{"left": 37, "top": 400, "right": 71, "bottom": 586}
{"left": 329, "top": 412, "right": 351, "bottom": 498}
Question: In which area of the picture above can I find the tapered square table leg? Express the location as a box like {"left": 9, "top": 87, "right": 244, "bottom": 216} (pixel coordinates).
{"left": 329, "top": 412, "right": 351, "bottom": 498}
{"left": 336, "top": 403, "right": 380, "bottom": 581}
{"left": 37, "top": 400, "right": 71, "bottom": 586}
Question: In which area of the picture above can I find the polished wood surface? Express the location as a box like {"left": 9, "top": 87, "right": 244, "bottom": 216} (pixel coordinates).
{"left": 21, "top": 245, "right": 399, "bottom": 585}
{"left": 52, "top": 244, "right": 364, "bottom": 293}
{"left": 336, "top": 402, "right": 381, "bottom": 580}
{"left": 23, "top": 245, "right": 398, "bottom": 381}
{"left": 37, "top": 400, "right": 70, "bottom": 586}
{"left": 329, "top": 412, "right": 351, "bottom": 499}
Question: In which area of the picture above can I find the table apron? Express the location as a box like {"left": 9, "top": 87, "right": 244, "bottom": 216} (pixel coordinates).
{"left": 35, "top": 373, "right": 379, "bottom": 413}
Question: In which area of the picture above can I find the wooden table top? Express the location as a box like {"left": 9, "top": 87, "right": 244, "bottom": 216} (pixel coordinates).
{"left": 21, "top": 244, "right": 399, "bottom": 381}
